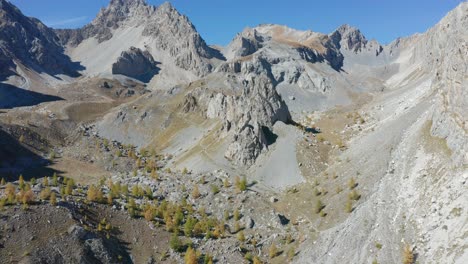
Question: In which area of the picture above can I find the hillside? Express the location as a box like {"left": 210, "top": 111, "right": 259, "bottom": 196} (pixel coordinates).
{"left": 0, "top": 1, "right": 466, "bottom": 263}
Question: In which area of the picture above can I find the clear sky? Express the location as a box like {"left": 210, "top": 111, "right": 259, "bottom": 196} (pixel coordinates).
{"left": 9, "top": 0, "right": 465, "bottom": 46}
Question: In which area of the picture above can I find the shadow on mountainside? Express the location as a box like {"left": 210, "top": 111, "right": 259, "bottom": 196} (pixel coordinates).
{"left": 0, "top": 83, "right": 63, "bottom": 109}
{"left": 0, "top": 126, "right": 61, "bottom": 181}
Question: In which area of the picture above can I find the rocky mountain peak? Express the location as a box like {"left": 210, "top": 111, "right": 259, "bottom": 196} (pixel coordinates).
{"left": 0, "top": 0, "right": 82, "bottom": 78}
{"left": 157, "top": 1, "right": 176, "bottom": 12}
{"left": 93, "top": 0, "right": 153, "bottom": 25}
{"left": 329, "top": 24, "right": 368, "bottom": 52}
{"left": 0, "top": 0, "right": 23, "bottom": 18}
{"left": 109, "top": 0, "right": 147, "bottom": 7}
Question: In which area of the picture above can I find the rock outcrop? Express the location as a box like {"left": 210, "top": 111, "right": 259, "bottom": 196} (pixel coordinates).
{"left": 329, "top": 24, "right": 368, "bottom": 52}
{"left": 224, "top": 28, "right": 265, "bottom": 60}
{"left": 204, "top": 74, "right": 291, "bottom": 165}
{"left": 112, "top": 47, "right": 159, "bottom": 82}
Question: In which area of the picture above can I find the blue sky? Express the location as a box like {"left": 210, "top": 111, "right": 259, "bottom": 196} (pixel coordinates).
{"left": 9, "top": 0, "right": 464, "bottom": 45}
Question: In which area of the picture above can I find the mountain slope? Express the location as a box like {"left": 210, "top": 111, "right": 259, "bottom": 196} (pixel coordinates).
{"left": 0, "top": 1, "right": 466, "bottom": 264}
{"left": 56, "top": 0, "right": 224, "bottom": 86}
{"left": 0, "top": 0, "right": 81, "bottom": 80}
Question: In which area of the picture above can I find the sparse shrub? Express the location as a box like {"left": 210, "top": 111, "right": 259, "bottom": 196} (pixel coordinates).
{"left": 224, "top": 210, "right": 230, "bottom": 221}
{"left": 39, "top": 187, "right": 52, "bottom": 200}
{"left": 19, "top": 175, "right": 25, "bottom": 190}
{"left": 19, "top": 134, "right": 25, "bottom": 143}
{"left": 345, "top": 200, "right": 353, "bottom": 213}
{"left": 170, "top": 233, "right": 184, "bottom": 252}
{"left": 21, "top": 190, "right": 35, "bottom": 205}
{"left": 348, "top": 177, "right": 357, "bottom": 190}
{"left": 199, "top": 175, "right": 206, "bottom": 184}
{"left": 210, "top": 184, "right": 220, "bottom": 195}
{"left": 5, "top": 183, "right": 16, "bottom": 203}
{"left": 192, "top": 185, "right": 200, "bottom": 199}
{"left": 0, "top": 178, "right": 5, "bottom": 186}
{"left": 184, "top": 217, "right": 197, "bottom": 237}
{"left": 50, "top": 192, "right": 57, "bottom": 205}
{"left": 204, "top": 254, "right": 214, "bottom": 264}
{"left": 314, "top": 188, "right": 321, "bottom": 196}
{"left": 313, "top": 179, "right": 320, "bottom": 187}
{"left": 403, "top": 244, "right": 414, "bottom": 264}
{"left": 348, "top": 190, "right": 361, "bottom": 200}
{"left": 107, "top": 194, "right": 113, "bottom": 205}
{"left": 49, "top": 151, "right": 56, "bottom": 160}
{"left": 182, "top": 167, "right": 188, "bottom": 174}
{"left": 65, "top": 178, "right": 74, "bottom": 196}
{"left": 145, "top": 186, "right": 153, "bottom": 199}
{"left": 223, "top": 178, "right": 230, "bottom": 188}
{"left": 52, "top": 173, "right": 58, "bottom": 186}
{"left": 287, "top": 246, "right": 296, "bottom": 260}
{"left": 127, "top": 198, "right": 136, "bottom": 210}
{"left": 251, "top": 238, "right": 257, "bottom": 247}
{"left": 375, "top": 242, "right": 382, "bottom": 249}
{"left": 253, "top": 256, "right": 262, "bottom": 264}
{"left": 144, "top": 208, "right": 154, "bottom": 221}
{"left": 244, "top": 252, "right": 253, "bottom": 262}
{"left": 337, "top": 139, "right": 346, "bottom": 149}
{"left": 121, "top": 184, "right": 129, "bottom": 196}
{"left": 315, "top": 199, "right": 324, "bottom": 214}
{"left": 151, "top": 169, "right": 158, "bottom": 180}
{"left": 184, "top": 247, "right": 197, "bottom": 264}
{"left": 132, "top": 184, "right": 140, "bottom": 197}
{"left": 239, "top": 176, "right": 247, "bottom": 191}
{"left": 116, "top": 149, "right": 122, "bottom": 157}
{"left": 234, "top": 221, "right": 241, "bottom": 233}
{"left": 237, "top": 231, "right": 245, "bottom": 242}
{"left": 234, "top": 176, "right": 247, "bottom": 192}
{"left": 319, "top": 210, "right": 327, "bottom": 217}
{"left": 336, "top": 186, "right": 343, "bottom": 194}
{"left": 30, "top": 178, "right": 36, "bottom": 186}
{"left": 317, "top": 134, "right": 325, "bottom": 142}
{"left": 234, "top": 209, "right": 241, "bottom": 221}
{"left": 87, "top": 185, "right": 103, "bottom": 202}
{"left": 269, "top": 244, "right": 278, "bottom": 259}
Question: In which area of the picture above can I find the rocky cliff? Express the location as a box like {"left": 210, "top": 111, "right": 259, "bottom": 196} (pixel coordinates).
{"left": 112, "top": 47, "right": 159, "bottom": 82}
{"left": 426, "top": 3, "right": 468, "bottom": 166}
{"left": 0, "top": 0, "right": 81, "bottom": 77}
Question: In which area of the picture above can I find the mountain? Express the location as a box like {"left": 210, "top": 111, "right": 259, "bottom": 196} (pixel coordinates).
{"left": 0, "top": 1, "right": 466, "bottom": 264}
{"left": 0, "top": 0, "right": 81, "bottom": 80}
{"left": 56, "top": 0, "right": 224, "bottom": 85}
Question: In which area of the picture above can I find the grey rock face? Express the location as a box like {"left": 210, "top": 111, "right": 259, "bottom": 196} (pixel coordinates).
{"left": 55, "top": 0, "right": 152, "bottom": 46}
{"left": 329, "top": 24, "right": 368, "bottom": 52}
{"left": 426, "top": 3, "right": 468, "bottom": 166}
{"left": 205, "top": 73, "right": 291, "bottom": 165}
{"left": 112, "top": 46, "right": 159, "bottom": 82}
{"left": 141, "top": 2, "right": 221, "bottom": 77}
{"left": 221, "top": 25, "right": 342, "bottom": 97}
{"left": 0, "top": 0, "right": 82, "bottom": 77}
{"left": 225, "top": 28, "right": 265, "bottom": 60}
{"left": 56, "top": 1, "right": 222, "bottom": 77}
